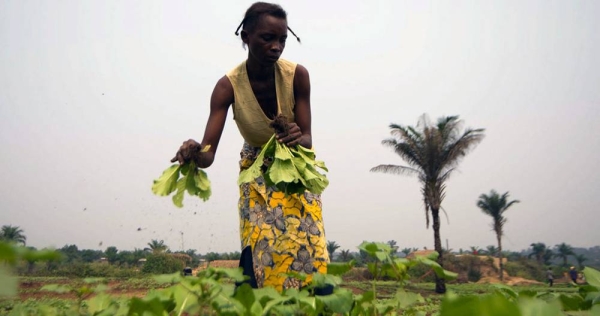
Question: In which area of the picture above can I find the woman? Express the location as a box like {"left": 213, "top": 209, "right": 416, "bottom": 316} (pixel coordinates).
{"left": 171, "top": 2, "right": 330, "bottom": 293}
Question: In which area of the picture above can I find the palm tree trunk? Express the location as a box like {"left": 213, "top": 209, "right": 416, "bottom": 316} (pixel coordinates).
{"left": 496, "top": 232, "right": 503, "bottom": 281}
{"left": 431, "top": 208, "right": 446, "bottom": 294}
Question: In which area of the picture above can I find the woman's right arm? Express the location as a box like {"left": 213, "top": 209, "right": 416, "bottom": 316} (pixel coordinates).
{"left": 171, "top": 76, "right": 234, "bottom": 168}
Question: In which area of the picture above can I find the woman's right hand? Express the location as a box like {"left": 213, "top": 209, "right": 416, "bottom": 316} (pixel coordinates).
{"left": 170, "top": 139, "right": 214, "bottom": 168}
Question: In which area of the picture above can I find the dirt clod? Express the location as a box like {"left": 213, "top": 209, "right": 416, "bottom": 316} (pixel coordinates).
{"left": 270, "top": 114, "right": 290, "bottom": 135}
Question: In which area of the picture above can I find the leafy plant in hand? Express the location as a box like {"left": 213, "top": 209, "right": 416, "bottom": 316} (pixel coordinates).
{"left": 152, "top": 145, "right": 211, "bottom": 207}
{"left": 238, "top": 115, "right": 329, "bottom": 195}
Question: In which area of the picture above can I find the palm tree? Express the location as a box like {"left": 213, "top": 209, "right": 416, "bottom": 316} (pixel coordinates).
{"left": 1, "top": 225, "right": 27, "bottom": 245}
{"left": 338, "top": 250, "right": 353, "bottom": 262}
{"left": 469, "top": 246, "right": 482, "bottom": 255}
{"left": 476, "top": 190, "right": 520, "bottom": 281}
{"left": 387, "top": 240, "right": 399, "bottom": 256}
{"left": 371, "top": 115, "right": 484, "bottom": 293}
{"left": 506, "top": 251, "right": 523, "bottom": 261}
{"left": 485, "top": 245, "right": 499, "bottom": 256}
{"left": 543, "top": 249, "right": 555, "bottom": 266}
{"left": 145, "top": 239, "right": 168, "bottom": 254}
{"left": 554, "top": 243, "right": 575, "bottom": 267}
{"left": 529, "top": 243, "right": 552, "bottom": 265}
{"left": 528, "top": 243, "right": 546, "bottom": 264}
{"left": 574, "top": 254, "right": 587, "bottom": 270}
{"left": 327, "top": 241, "right": 341, "bottom": 260}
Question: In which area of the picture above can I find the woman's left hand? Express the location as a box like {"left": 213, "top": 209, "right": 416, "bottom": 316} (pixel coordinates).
{"left": 276, "top": 122, "right": 306, "bottom": 147}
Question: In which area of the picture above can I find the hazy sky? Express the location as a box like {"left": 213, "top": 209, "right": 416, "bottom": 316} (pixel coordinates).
{"left": 1, "top": 0, "right": 599, "bottom": 255}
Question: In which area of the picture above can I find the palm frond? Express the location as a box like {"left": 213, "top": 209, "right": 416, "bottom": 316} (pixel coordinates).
{"left": 504, "top": 200, "right": 520, "bottom": 210}
{"left": 443, "top": 128, "right": 485, "bottom": 168}
{"left": 385, "top": 125, "right": 425, "bottom": 168}
{"left": 370, "top": 164, "right": 421, "bottom": 176}
{"left": 440, "top": 205, "right": 450, "bottom": 225}
{"left": 381, "top": 139, "right": 422, "bottom": 167}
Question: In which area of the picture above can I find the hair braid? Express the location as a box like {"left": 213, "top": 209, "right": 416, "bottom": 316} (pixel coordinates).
{"left": 234, "top": 2, "right": 301, "bottom": 43}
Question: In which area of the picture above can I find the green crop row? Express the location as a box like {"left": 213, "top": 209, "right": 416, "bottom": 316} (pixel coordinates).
{"left": 1, "top": 241, "right": 599, "bottom": 315}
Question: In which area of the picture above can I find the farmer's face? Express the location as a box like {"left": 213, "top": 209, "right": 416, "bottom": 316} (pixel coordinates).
{"left": 243, "top": 15, "right": 288, "bottom": 65}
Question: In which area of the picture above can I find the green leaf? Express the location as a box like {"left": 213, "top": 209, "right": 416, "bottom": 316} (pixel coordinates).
{"left": 152, "top": 165, "right": 181, "bottom": 196}
{"left": 0, "top": 265, "right": 17, "bottom": 297}
{"left": 171, "top": 284, "right": 200, "bottom": 316}
{"left": 153, "top": 272, "right": 182, "bottom": 284}
{"left": 583, "top": 267, "right": 600, "bottom": 287}
{"left": 558, "top": 293, "right": 584, "bottom": 311}
{"left": 153, "top": 161, "right": 211, "bottom": 207}
{"left": 356, "top": 290, "right": 376, "bottom": 305}
{"left": 21, "top": 248, "right": 62, "bottom": 263}
{"left": 233, "top": 283, "right": 256, "bottom": 314}
{"left": 87, "top": 293, "right": 116, "bottom": 314}
{"left": 518, "top": 297, "right": 564, "bottom": 316}
{"left": 128, "top": 296, "right": 176, "bottom": 315}
{"left": 518, "top": 290, "right": 537, "bottom": 298}
{"left": 315, "top": 288, "right": 354, "bottom": 314}
{"left": 250, "top": 301, "right": 263, "bottom": 315}
{"left": 440, "top": 293, "right": 501, "bottom": 316}
{"left": 327, "top": 261, "right": 355, "bottom": 276}
{"left": 194, "top": 169, "right": 211, "bottom": 191}
{"left": 0, "top": 242, "right": 17, "bottom": 264}
{"left": 212, "top": 267, "right": 248, "bottom": 283}
{"left": 238, "top": 134, "right": 330, "bottom": 195}
{"left": 172, "top": 177, "right": 186, "bottom": 208}
{"left": 493, "top": 284, "right": 518, "bottom": 299}
{"left": 238, "top": 136, "right": 276, "bottom": 185}
{"left": 295, "top": 145, "right": 316, "bottom": 160}
{"left": 358, "top": 241, "right": 391, "bottom": 258}
{"left": 413, "top": 255, "right": 457, "bottom": 280}
{"left": 310, "top": 273, "right": 342, "bottom": 288}
{"left": 580, "top": 289, "right": 600, "bottom": 306}
{"left": 395, "top": 289, "right": 424, "bottom": 309}
{"left": 269, "top": 159, "right": 302, "bottom": 184}
{"left": 185, "top": 166, "right": 199, "bottom": 196}
{"left": 375, "top": 301, "right": 396, "bottom": 315}
{"left": 274, "top": 140, "right": 294, "bottom": 161}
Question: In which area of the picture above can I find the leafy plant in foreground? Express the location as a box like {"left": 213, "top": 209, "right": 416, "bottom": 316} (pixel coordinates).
{"left": 238, "top": 115, "right": 329, "bottom": 195}
{"left": 151, "top": 145, "right": 211, "bottom": 207}
{"left": 4, "top": 241, "right": 600, "bottom": 315}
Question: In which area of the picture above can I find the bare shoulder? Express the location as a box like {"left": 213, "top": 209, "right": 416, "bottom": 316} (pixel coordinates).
{"left": 212, "top": 75, "right": 234, "bottom": 106}
{"left": 294, "top": 64, "right": 311, "bottom": 88}
{"left": 215, "top": 75, "right": 233, "bottom": 92}
{"left": 295, "top": 64, "right": 310, "bottom": 80}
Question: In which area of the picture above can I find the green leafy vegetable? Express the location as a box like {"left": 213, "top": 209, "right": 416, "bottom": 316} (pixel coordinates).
{"left": 238, "top": 134, "right": 329, "bottom": 195}
{"left": 152, "top": 146, "right": 211, "bottom": 207}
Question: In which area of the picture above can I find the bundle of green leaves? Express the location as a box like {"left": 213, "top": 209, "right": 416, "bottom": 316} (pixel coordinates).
{"left": 152, "top": 146, "right": 211, "bottom": 207}
{"left": 238, "top": 116, "right": 329, "bottom": 195}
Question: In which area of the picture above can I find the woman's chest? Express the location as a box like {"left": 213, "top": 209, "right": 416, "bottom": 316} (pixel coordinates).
{"left": 249, "top": 78, "right": 278, "bottom": 119}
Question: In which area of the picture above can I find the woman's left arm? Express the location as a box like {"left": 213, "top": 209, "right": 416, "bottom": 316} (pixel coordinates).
{"left": 277, "top": 64, "right": 312, "bottom": 148}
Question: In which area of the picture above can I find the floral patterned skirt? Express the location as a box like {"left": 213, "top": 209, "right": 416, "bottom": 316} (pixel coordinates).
{"left": 238, "top": 142, "right": 329, "bottom": 292}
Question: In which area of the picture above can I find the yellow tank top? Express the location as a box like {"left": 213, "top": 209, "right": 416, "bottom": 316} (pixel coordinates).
{"left": 227, "top": 59, "right": 296, "bottom": 147}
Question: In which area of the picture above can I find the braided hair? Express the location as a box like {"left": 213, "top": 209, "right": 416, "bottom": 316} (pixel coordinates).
{"left": 234, "top": 2, "right": 301, "bottom": 43}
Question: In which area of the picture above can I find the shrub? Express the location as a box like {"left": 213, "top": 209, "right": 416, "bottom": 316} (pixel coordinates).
{"left": 33, "top": 262, "right": 142, "bottom": 278}
{"left": 504, "top": 260, "right": 545, "bottom": 281}
{"left": 407, "top": 263, "right": 437, "bottom": 283}
{"left": 467, "top": 267, "right": 482, "bottom": 282}
{"left": 142, "top": 254, "right": 184, "bottom": 274}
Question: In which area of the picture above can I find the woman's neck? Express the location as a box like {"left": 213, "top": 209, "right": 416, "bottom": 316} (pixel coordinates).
{"left": 246, "top": 57, "right": 275, "bottom": 80}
